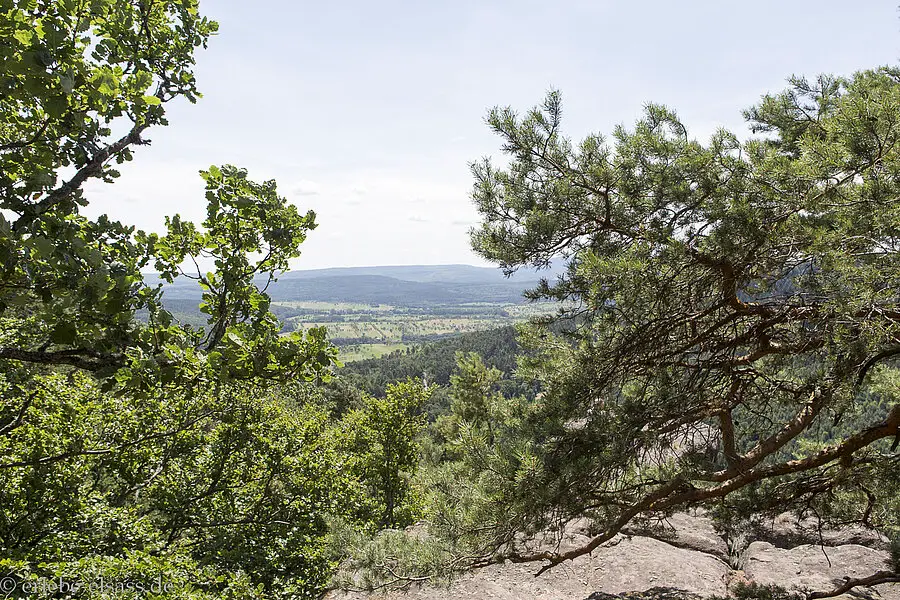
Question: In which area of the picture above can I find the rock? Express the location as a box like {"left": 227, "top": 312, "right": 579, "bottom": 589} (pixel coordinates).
{"left": 326, "top": 535, "right": 730, "bottom": 600}
{"left": 751, "top": 513, "right": 890, "bottom": 551}
{"left": 623, "top": 512, "right": 730, "bottom": 562}
{"left": 512, "top": 520, "right": 595, "bottom": 556}
{"left": 566, "top": 518, "right": 595, "bottom": 538}
{"left": 585, "top": 590, "right": 702, "bottom": 600}
{"left": 326, "top": 521, "right": 898, "bottom": 600}
{"left": 587, "top": 536, "right": 730, "bottom": 596}
{"left": 743, "top": 541, "right": 900, "bottom": 599}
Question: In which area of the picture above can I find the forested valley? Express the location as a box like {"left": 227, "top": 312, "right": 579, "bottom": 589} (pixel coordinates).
{"left": 1, "top": 1, "right": 899, "bottom": 599}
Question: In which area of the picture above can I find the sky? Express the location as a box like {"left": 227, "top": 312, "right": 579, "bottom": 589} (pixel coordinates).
{"left": 82, "top": 0, "right": 900, "bottom": 270}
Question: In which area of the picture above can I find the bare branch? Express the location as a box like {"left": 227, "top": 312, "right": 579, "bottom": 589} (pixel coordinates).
{"left": 807, "top": 570, "right": 900, "bottom": 599}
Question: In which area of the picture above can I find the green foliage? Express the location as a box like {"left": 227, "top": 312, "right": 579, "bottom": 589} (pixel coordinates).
{"left": 0, "top": 370, "right": 355, "bottom": 598}
{"left": 150, "top": 165, "right": 317, "bottom": 346}
{"left": 0, "top": 0, "right": 336, "bottom": 386}
{"left": 0, "top": 0, "right": 216, "bottom": 211}
{"left": 141, "top": 163, "right": 337, "bottom": 382}
{"left": 0, "top": 0, "right": 216, "bottom": 367}
{"left": 332, "top": 354, "right": 534, "bottom": 591}
{"left": 423, "top": 353, "right": 533, "bottom": 549}
{"left": 340, "top": 379, "right": 431, "bottom": 529}
{"left": 390, "top": 66, "right": 900, "bottom": 593}
{"left": 329, "top": 524, "right": 450, "bottom": 593}
{"left": 435, "top": 352, "right": 522, "bottom": 447}
{"left": 0, "top": 1, "right": 359, "bottom": 597}
{"left": 0, "top": 553, "right": 264, "bottom": 600}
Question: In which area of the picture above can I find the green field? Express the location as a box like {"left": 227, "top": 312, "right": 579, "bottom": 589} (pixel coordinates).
{"left": 292, "top": 317, "right": 503, "bottom": 341}
{"left": 272, "top": 301, "right": 395, "bottom": 311}
{"left": 337, "top": 343, "right": 412, "bottom": 362}
{"left": 271, "top": 300, "right": 558, "bottom": 362}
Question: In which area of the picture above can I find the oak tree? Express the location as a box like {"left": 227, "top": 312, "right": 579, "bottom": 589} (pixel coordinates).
{"left": 0, "top": 1, "right": 345, "bottom": 597}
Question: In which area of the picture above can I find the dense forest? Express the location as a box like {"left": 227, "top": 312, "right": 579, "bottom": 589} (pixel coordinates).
{"left": 1, "top": 1, "right": 899, "bottom": 599}
{"left": 339, "top": 325, "right": 521, "bottom": 395}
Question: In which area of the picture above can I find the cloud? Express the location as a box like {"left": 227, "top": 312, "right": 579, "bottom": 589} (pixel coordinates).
{"left": 409, "top": 215, "right": 429, "bottom": 223}
{"left": 351, "top": 186, "right": 368, "bottom": 196}
{"left": 292, "top": 180, "right": 321, "bottom": 196}
{"left": 451, "top": 219, "right": 476, "bottom": 227}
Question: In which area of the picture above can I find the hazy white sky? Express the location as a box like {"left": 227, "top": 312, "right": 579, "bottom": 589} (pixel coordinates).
{"left": 83, "top": 1, "right": 899, "bottom": 269}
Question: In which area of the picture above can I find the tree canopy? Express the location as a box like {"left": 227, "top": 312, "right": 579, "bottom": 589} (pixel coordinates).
{"left": 424, "top": 68, "right": 900, "bottom": 595}
{"left": 0, "top": 0, "right": 337, "bottom": 385}
{"left": 0, "top": 2, "right": 380, "bottom": 598}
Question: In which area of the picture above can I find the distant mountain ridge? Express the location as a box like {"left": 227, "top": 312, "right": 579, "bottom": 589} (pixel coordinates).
{"left": 273, "top": 263, "right": 562, "bottom": 284}
{"left": 145, "top": 263, "right": 565, "bottom": 307}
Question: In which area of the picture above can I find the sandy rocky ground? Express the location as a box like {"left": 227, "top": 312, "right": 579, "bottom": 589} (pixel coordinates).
{"left": 325, "top": 512, "right": 898, "bottom": 600}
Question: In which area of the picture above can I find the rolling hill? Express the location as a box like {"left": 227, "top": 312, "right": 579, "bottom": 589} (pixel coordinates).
{"left": 146, "top": 263, "right": 565, "bottom": 307}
